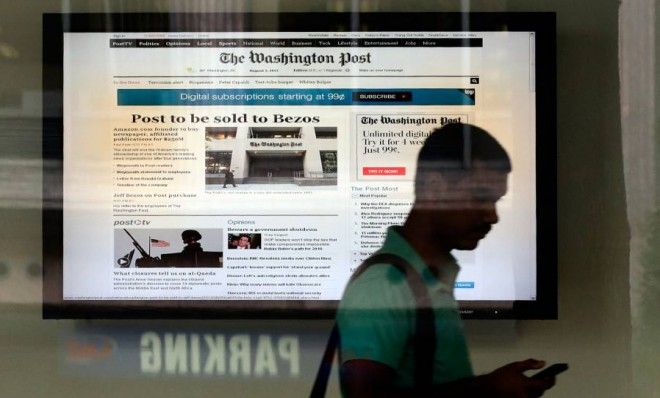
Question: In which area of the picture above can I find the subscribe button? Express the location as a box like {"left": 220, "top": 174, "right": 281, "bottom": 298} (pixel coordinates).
{"left": 352, "top": 91, "right": 412, "bottom": 102}
{"left": 362, "top": 167, "right": 406, "bottom": 176}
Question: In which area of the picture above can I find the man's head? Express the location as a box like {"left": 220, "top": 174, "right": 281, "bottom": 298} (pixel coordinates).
{"left": 181, "top": 230, "right": 202, "bottom": 245}
{"left": 414, "top": 123, "right": 511, "bottom": 250}
{"left": 238, "top": 234, "right": 251, "bottom": 248}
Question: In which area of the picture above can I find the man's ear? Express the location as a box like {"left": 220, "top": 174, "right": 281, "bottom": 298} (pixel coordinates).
{"left": 414, "top": 171, "right": 450, "bottom": 205}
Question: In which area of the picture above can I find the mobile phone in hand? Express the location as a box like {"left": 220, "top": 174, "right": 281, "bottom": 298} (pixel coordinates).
{"left": 531, "top": 363, "right": 569, "bottom": 379}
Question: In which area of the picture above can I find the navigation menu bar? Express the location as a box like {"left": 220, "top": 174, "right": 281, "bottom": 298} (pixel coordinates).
{"left": 110, "top": 38, "right": 483, "bottom": 48}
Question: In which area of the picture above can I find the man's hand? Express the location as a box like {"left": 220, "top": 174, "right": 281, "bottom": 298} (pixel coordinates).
{"left": 482, "top": 359, "right": 556, "bottom": 398}
{"left": 340, "top": 358, "right": 557, "bottom": 398}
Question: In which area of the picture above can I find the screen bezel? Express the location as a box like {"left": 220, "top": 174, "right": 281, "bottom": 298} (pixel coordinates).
{"left": 43, "top": 12, "right": 557, "bottom": 319}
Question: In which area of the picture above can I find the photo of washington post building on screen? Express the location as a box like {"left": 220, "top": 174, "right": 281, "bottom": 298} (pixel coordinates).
{"left": 205, "top": 126, "right": 338, "bottom": 190}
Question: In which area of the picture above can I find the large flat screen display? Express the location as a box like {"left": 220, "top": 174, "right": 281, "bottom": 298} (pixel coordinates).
{"left": 43, "top": 13, "right": 556, "bottom": 319}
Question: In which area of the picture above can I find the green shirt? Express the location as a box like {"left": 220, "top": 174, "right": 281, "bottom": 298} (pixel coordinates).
{"left": 337, "top": 226, "right": 474, "bottom": 388}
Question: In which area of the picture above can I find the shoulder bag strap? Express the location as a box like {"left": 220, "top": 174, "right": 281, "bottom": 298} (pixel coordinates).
{"left": 310, "top": 253, "right": 435, "bottom": 397}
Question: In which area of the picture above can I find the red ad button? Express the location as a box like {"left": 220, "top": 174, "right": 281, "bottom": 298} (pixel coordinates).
{"left": 362, "top": 167, "right": 406, "bottom": 176}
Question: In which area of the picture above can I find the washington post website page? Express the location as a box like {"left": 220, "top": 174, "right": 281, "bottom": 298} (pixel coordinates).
{"left": 61, "top": 31, "right": 537, "bottom": 304}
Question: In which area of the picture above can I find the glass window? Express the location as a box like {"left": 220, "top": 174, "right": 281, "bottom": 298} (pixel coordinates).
{"left": 315, "top": 127, "right": 338, "bottom": 139}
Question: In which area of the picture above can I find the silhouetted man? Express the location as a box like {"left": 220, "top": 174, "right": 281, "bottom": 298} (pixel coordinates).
{"left": 223, "top": 169, "right": 237, "bottom": 188}
{"left": 336, "top": 123, "right": 556, "bottom": 397}
{"left": 181, "top": 229, "right": 203, "bottom": 254}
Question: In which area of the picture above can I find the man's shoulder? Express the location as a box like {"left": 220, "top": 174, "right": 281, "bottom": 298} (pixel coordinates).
{"left": 339, "top": 255, "right": 415, "bottom": 311}
{"left": 351, "top": 257, "right": 409, "bottom": 286}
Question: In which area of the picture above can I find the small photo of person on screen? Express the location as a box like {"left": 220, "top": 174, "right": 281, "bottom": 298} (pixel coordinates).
{"left": 227, "top": 233, "right": 261, "bottom": 249}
